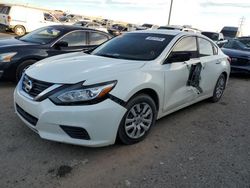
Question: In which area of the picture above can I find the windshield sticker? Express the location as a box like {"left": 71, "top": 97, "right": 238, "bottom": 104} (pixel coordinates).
{"left": 146, "top": 37, "right": 165, "bottom": 42}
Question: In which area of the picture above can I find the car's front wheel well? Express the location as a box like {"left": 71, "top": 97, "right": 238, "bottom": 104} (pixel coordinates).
{"left": 222, "top": 72, "right": 228, "bottom": 80}
{"left": 129, "top": 88, "right": 159, "bottom": 112}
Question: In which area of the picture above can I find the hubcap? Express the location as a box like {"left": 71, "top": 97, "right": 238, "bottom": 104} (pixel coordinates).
{"left": 125, "top": 103, "right": 153, "bottom": 139}
{"left": 16, "top": 27, "right": 24, "bottom": 35}
{"left": 215, "top": 77, "right": 225, "bottom": 98}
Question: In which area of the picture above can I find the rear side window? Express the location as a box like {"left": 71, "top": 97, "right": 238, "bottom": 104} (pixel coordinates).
{"left": 89, "top": 32, "right": 108, "bottom": 45}
{"left": 198, "top": 38, "right": 214, "bottom": 56}
{"left": 60, "top": 31, "right": 87, "bottom": 46}
{"left": 0, "top": 6, "right": 10, "bottom": 14}
{"left": 173, "top": 37, "right": 198, "bottom": 58}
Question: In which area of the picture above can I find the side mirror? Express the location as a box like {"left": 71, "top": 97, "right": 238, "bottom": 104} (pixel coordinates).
{"left": 165, "top": 52, "right": 191, "bottom": 64}
{"left": 54, "top": 41, "right": 68, "bottom": 50}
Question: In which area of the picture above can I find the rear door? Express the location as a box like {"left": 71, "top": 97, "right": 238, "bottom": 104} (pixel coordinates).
{"left": 0, "top": 5, "right": 10, "bottom": 26}
{"left": 197, "top": 37, "right": 222, "bottom": 95}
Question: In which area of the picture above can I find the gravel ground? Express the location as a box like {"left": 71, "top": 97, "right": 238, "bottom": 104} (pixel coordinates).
{"left": 0, "top": 76, "right": 250, "bottom": 188}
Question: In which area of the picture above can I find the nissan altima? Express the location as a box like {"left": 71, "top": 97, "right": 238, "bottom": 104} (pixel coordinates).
{"left": 14, "top": 30, "right": 230, "bottom": 147}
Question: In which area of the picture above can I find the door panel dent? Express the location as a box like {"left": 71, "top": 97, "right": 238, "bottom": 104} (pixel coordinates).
{"left": 187, "top": 63, "right": 203, "bottom": 94}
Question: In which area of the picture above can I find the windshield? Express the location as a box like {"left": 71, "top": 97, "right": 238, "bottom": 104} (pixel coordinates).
{"left": 223, "top": 39, "right": 250, "bottom": 51}
{"left": 19, "top": 27, "right": 62, "bottom": 44}
{"left": 91, "top": 33, "right": 175, "bottom": 61}
{"left": 238, "top": 38, "right": 250, "bottom": 48}
{"left": 201, "top": 32, "right": 219, "bottom": 41}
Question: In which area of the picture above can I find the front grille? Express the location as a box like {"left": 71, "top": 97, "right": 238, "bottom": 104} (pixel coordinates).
{"left": 60, "top": 125, "right": 90, "bottom": 140}
{"left": 22, "top": 75, "right": 53, "bottom": 98}
{"left": 16, "top": 104, "right": 38, "bottom": 126}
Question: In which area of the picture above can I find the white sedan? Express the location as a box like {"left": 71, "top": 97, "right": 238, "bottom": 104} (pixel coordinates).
{"left": 14, "top": 30, "right": 230, "bottom": 147}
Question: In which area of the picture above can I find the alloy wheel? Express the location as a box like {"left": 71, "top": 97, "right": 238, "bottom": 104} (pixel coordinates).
{"left": 125, "top": 102, "right": 153, "bottom": 139}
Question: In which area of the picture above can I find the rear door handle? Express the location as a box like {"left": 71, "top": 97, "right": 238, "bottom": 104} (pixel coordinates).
{"left": 216, "top": 61, "right": 221, "bottom": 64}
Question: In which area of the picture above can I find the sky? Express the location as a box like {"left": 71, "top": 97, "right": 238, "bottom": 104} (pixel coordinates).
{"left": 3, "top": 0, "right": 250, "bottom": 35}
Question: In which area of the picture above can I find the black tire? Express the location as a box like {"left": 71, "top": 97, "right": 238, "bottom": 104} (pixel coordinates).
{"left": 118, "top": 94, "right": 157, "bottom": 145}
{"left": 210, "top": 74, "right": 226, "bottom": 103}
{"left": 16, "top": 60, "right": 36, "bottom": 81}
{"left": 14, "top": 25, "right": 26, "bottom": 36}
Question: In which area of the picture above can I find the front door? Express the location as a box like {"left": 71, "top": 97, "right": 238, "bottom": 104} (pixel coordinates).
{"left": 48, "top": 30, "right": 90, "bottom": 56}
{"left": 163, "top": 36, "right": 204, "bottom": 112}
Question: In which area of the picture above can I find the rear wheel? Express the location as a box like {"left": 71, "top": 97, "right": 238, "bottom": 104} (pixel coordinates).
{"left": 210, "top": 74, "right": 226, "bottom": 102}
{"left": 14, "top": 25, "right": 26, "bottom": 36}
{"left": 118, "top": 94, "right": 157, "bottom": 145}
{"left": 16, "top": 60, "right": 36, "bottom": 82}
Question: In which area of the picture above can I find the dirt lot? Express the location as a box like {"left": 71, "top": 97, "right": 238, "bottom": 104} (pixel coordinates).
{"left": 0, "top": 76, "right": 250, "bottom": 188}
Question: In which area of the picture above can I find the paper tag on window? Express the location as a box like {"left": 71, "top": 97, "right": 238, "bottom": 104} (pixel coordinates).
{"left": 146, "top": 37, "right": 165, "bottom": 42}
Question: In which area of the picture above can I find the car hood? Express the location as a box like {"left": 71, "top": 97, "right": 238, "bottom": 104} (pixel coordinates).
{"left": 222, "top": 48, "right": 250, "bottom": 58}
{"left": 26, "top": 52, "right": 146, "bottom": 84}
{"left": 0, "top": 38, "right": 36, "bottom": 48}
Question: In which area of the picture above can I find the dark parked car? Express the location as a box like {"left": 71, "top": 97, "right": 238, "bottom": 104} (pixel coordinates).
{"left": 0, "top": 25, "right": 112, "bottom": 81}
{"left": 237, "top": 36, "right": 250, "bottom": 47}
{"left": 108, "top": 24, "right": 127, "bottom": 36}
{"left": 220, "top": 26, "right": 239, "bottom": 40}
{"left": 222, "top": 39, "right": 250, "bottom": 74}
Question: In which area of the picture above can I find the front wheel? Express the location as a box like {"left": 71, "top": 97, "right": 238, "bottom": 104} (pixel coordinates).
{"left": 16, "top": 60, "right": 37, "bottom": 82}
{"left": 118, "top": 94, "right": 157, "bottom": 145}
{"left": 210, "top": 74, "right": 226, "bottom": 103}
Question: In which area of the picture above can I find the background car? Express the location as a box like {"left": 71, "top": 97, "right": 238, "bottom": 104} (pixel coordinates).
{"left": 237, "top": 36, "right": 250, "bottom": 47}
{"left": 158, "top": 25, "right": 201, "bottom": 33}
{"left": 222, "top": 38, "right": 250, "bottom": 74}
{"left": 108, "top": 24, "right": 127, "bottom": 36}
{"left": 0, "top": 4, "right": 61, "bottom": 36}
{"left": 201, "top": 31, "right": 227, "bottom": 47}
{"left": 220, "top": 26, "right": 239, "bottom": 39}
{"left": 14, "top": 30, "right": 230, "bottom": 147}
{"left": 136, "top": 23, "right": 159, "bottom": 30}
{"left": 0, "top": 25, "right": 112, "bottom": 81}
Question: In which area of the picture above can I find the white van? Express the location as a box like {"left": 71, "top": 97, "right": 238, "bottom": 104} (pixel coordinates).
{"left": 0, "top": 4, "right": 62, "bottom": 36}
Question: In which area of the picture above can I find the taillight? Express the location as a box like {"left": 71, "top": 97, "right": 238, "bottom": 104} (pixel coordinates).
{"left": 7, "top": 15, "right": 11, "bottom": 22}
{"left": 227, "top": 57, "right": 231, "bottom": 63}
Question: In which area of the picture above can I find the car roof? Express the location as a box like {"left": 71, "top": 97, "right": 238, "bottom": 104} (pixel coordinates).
{"left": 47, "top": 25, "right": 94, "bottom": 31}
{"left": 46, "top": 25, "right": 111, "bottom": 36}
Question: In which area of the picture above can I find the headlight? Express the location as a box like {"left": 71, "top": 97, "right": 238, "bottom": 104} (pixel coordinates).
{"left": 49, "top": 81, "right": 117, "bottom": 105}
{"left": 0, "top": 52, "right": 17, "bottom": 62}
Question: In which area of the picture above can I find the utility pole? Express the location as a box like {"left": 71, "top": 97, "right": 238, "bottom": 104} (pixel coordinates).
{"left": 239, "top": 16, "right": 245, "bottom": 36}
{"left": 168, "top": 0, "right": 174, "bottom": 25}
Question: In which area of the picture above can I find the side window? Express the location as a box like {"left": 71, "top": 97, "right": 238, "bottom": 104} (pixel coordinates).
{"left": 172, "top": 37, "right": 198, "bottom": 58}
{"left": 89, "top": 32, "right": 108, "bottom": 45}
{"left": 0, "top": 6, "right": 10, "bottom": 14}
{"left": 60, "top": 31, "right": 87, "bottom": 47}
{"left": 198, "top": 38, "right": 214, "bottom": 56}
